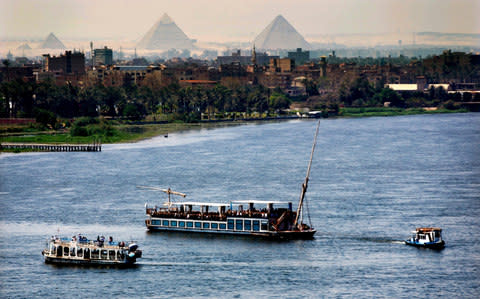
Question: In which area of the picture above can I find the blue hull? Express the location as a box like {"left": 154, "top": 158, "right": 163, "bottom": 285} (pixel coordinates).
{"left": 405, "top": 240, "right": 445, "bottom": 249}
{"left": 147, "top": 225, "right": 315, "bottom": 240}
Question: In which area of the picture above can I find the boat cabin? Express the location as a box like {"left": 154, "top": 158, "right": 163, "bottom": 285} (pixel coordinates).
{"left": 145, "top": 200, "right": 296, "bottom": 234}
{"left": 43, "top": 235, "right": 141, "bottom": 265}
{"left": 410, "top": 227, "right": 443, "bottom": 244}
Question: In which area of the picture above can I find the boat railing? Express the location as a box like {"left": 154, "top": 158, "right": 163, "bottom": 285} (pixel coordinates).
{"left": 147, "top": 208, "right": 292, "bottom": 221}
{"left": 51, "top": 238, "right": 130, "bottom": 249}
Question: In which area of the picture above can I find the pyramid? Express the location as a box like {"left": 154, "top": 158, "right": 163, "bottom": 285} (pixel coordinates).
{"left": 39, "top": 33, "right": 66, "bottom": 49}
{"left": 254, "top": 15, "right": 311, "bottom": 50}
{"left": 137, "top": 14, "right": 194, "bottom": 50}
{"left": 17, "top": 43, "right": 32, "bottom": 50}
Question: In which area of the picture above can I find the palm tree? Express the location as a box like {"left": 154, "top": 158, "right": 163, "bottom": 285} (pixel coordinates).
{"left": 2, "top": 59, "right": 11, "bottom": 82}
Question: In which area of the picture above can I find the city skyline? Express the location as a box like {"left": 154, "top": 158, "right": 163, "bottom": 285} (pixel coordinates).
{"left": 1, "top": 0, "right": 479, "bottom": 42}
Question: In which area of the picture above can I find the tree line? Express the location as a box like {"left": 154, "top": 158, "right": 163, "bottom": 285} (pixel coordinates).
{"left": 0, "top": 79, "right": 292, "bottom": 127}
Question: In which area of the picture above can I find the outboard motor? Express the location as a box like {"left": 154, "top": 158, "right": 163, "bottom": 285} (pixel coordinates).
{"left": 128, "top": 243, "right": 138, "bottom": 252}
{"left": 127, "top": 243, "right": 142, "bottom": 260}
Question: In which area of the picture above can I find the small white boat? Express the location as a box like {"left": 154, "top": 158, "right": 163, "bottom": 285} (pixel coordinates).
{"left": 405, "top": 227, "right": 445, "bottom": 249}
{"left": 42, "top": 235, "right": 142, "bottom": 267}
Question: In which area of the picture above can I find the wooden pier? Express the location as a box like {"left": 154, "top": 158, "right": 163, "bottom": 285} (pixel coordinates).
{"left": 0, "top": 142, "right": 101, "bottom": 152}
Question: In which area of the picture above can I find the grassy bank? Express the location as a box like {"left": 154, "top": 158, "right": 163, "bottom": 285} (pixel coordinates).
{"left": 339, "top": 107, "right": 468, "bottom": 117}
{"left": 0, "top": 121, "right": 242, "bottom": 148}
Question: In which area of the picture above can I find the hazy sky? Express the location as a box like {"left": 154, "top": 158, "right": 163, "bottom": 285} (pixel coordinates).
{"left": 1, "top": 0, "right": 479, "bottom": 41}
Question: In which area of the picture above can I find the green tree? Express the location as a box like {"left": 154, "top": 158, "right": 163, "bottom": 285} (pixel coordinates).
{"left": 373, "top": 88, "right": 405, "bottom": 107}
{"left": 269, "top": 91, "right": 291, "bottom": 111}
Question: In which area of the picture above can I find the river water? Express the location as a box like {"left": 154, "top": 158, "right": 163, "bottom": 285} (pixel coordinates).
{"left": 1, "top": 113, "right": 479, "bottom": 298}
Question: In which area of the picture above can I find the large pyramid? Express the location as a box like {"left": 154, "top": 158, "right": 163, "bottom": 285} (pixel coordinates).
{"left": 254, "top": 15, "right": 311, "bottom": 50}
{"left": 39, "top": 33, "right": 66, "bottom": 49}
{"left": 137, "top": 14, "right": 195, "bottom": 50}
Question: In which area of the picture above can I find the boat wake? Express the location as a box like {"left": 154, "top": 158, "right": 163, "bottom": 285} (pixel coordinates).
{"left": 355, "top": 237, "right": 404, "bottom": 244}
{"left": 137, "top": 261, "right": 251, "bottom": 267}
{"left": 319, "top": 232, "right": 404, "bottom": 244}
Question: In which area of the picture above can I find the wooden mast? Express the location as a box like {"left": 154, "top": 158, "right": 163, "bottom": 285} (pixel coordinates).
{"left": 293, "top": 120, "right": 320, "bottom": 229}
{"left": 163, "top": 188, "right": 187, "bottom": 206}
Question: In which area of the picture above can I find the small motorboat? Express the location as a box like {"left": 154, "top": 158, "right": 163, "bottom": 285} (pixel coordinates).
{"left": 405, "top": 227, "right": 445, "bottom": 249}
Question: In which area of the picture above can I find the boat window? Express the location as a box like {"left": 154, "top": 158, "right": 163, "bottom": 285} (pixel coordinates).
{"left": 109, "top": 250, "right": 116, "bottom": 260}
{"left": 195, "top": 222, "right": 201, "bottom": 228}
{"left": 211, "top": 223, "right": 218, "bottom": 229}
{"left": 261, "top": 221, "right": 268, "bottom": 231}
{"left": 220, "top": 223, "right": 226, "bottom": 230}
{"left": 118, "top": 250, "right": 125, "bottom": 260}
{"left": 187, "top": 222, "right": 193, "bottom": 228}
{"left": 77, "top": 248, "right": 83, "bottom": 258}
{"left": 51, "top": 246, "right": 56, "bottom": 255}
{"left": 101, "top": 250, "right": 108, "bottom": 259}
{"left": 91, "top": 249, "right": 100, "bottom": 259}
{"left": 170, "top": 221, "right": 177, "bottom": 227}
{"left": 228, "top": 219, "right": 234, "bottom": 230}
{"left": 244, "top": 220, "right": 252, "bottom": 231}
{"left": 162, "top": 220, "right": 169, "bottom": 226}
{"left": 203, "top": 222, "right": 210, "bottom": 229}
{"left": 64, "top": 246, "right": 69, "bottom": 256}
{"left": 84, "top": 248, "right": 90, "bottom": 259}
{"left": 253, "top": 221, "right": 260, "bottom": 231}
{"left": 70, "top": 247, "right": 76, "bottom": 257}
{"left": 179, "top": 221, "right": 185, "bottom": 227}
{"left": 56, "top": 246, "right": 62, "bottom": 257}
{"left": 152, "top": 220, "right": 160, "bottom": 225}
{"left": 236, "top": 220, "right": 243, "bottom": 231}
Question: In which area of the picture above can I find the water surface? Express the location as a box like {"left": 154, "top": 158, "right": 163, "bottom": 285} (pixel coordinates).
{"left": 1, "top": 113, "right": 479, "bottom": 298}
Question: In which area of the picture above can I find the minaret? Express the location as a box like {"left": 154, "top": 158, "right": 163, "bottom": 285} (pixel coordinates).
{"left": 251, "top": 44, "right": 258, "bottom": 85}
{"left": 251, "top": 44, "right": 257, "bottom": 65}
{"left": 90, "top": 41, "right": 94, "bottom": 69}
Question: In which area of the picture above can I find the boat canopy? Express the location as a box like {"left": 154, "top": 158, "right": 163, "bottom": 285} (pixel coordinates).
{"left": 416, "top": 227, "right": 442, "bottom": 232}
{"left": 231, "top": 200, "right": 291, "bottom": 205}
{"left": 162, "top": 200, "right": 291, "bottom": 207}
{"left": 174, "top": 201, "right": 230, "bottom": 207}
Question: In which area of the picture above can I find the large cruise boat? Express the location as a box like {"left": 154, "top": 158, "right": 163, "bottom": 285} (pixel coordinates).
{"left": 42, "top": 235, "right": 142, "bottom": 266}
{"left": 143, "top": 121, "right": 321, "bottom": 240}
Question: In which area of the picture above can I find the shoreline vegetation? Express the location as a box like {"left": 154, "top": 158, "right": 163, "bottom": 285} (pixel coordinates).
{"left": 0, "top": 107, "right": 468, "bottom": 153}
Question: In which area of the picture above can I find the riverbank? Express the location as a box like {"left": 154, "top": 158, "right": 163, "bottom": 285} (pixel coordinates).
{"left": 339, "top": 107, "right": 468, "bottom": 117}
{"left": 0, "top": 108, "right": 470, "bottom": 152}
{"left": 0, "top": 121, "right": 259, "bottom": 152}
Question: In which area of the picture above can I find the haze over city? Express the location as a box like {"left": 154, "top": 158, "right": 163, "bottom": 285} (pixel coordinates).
{"left": 2, "top": 0, "right": 479, "bottom": 42}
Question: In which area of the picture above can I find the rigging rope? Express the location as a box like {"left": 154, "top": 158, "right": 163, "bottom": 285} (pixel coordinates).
{"left": 305, "top": 194, "right": 313, "bottom": 228}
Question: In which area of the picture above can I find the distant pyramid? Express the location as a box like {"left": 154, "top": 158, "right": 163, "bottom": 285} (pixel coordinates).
{"left": 17, "top": 43, "right": 32, "bottom": 50}
{"left": 254, "top": 15, "right": 311, "bottom": 50}
{"left": 39, "top": 33, "right": 66, "bottom": 49}
{"left": 137, "top": 13, "right": 194, "bottom": 50}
